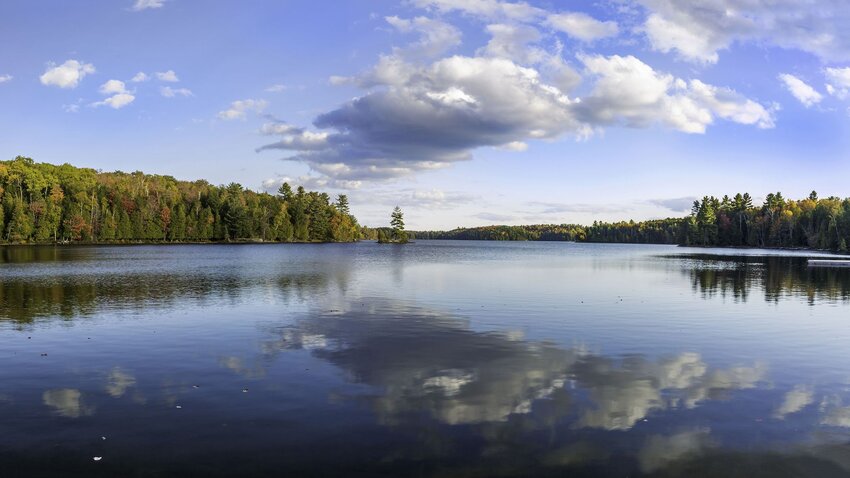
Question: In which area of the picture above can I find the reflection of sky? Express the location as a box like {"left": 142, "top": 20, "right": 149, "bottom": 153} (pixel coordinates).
{"left": 270, "top": 302, "right": 771, "bottom": 432}
{"left": 2, "top": 243, "right": 850, "bottom": 475}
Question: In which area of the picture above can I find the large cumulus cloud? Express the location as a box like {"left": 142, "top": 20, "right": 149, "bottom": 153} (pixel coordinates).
{"left": 257, "top": 1, "right": 777, "bottom": 182}
{"left": 259, "top": 53, "right": 771, "bottom": 181}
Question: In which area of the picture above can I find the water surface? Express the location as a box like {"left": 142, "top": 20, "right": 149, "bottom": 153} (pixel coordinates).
{"left": 2, "top": 242, "right": 850, "bottom": 477}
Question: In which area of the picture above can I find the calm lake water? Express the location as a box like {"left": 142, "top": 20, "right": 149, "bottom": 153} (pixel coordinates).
{"left": 2, "top": 241, "right": 850, "bottom": 477}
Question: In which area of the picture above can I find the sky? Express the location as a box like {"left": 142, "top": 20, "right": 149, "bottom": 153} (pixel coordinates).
{"left": 2, "top": 0, "right": 850, "bottom": 229}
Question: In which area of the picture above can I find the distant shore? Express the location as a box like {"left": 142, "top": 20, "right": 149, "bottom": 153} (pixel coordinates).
{"left": 0, "top": 239, "right": 846, "bottom": 256}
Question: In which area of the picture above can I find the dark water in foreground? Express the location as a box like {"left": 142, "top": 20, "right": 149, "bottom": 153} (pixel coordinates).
{"left": 2, "top": 242, "right": 850, "bottom": 477}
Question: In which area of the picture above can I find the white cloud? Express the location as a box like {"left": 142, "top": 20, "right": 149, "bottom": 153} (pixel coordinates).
{"left": 642, "top": 13, "right": 723, "bottom": 64}
{"left": 155, "top": 70, "right": 179, "bottom": 82}
{"left": 500, "top": 141, "right": 528, "bottom": 151}
{"left": 649, "top": 197, "right": 698, "bottom": 212}
{"left": 255, "top": 1, "right": 774, "bottom": 184}
{"left": 385, "top": 15, "right": 462, "bottom": 58}
{"left": 637, "top": 0, "right": 850, "bottom": 64}
{"left": 413, "top": 0, "right": 543, "bottom": 22}
{"left": 545, "top": 12, "right": 619, "bottom": 42}
{"left": 265, "top": 84, "right": 287, "bottom": 92}
{"left": 479, "top": 23, "right": 542, "bottom": 63}
{"left": 475, "top": 212, "right": 516, "bottom": 222}
{"left": 527, "top": 201, "right": 632, "bottom": 215}
{"left": 259, "top": 122, "right": 330, "bottom": 150}
{"left": 825, "top": 67, "right": 850, "bottom": 99}
{"left": 131, "top": 72, "right": 149, "bottom": 82}
{"left": 92, "top": 93, "right": 135, "bottom": 109}
{"left": 478, "top": 24, "right": 581, "bottom": 93}
{"left": 131, "top": 0, "right": 165, "bottom": 11}
{"left": 39, "top": 60, "right": 95, "bottom": 89}
{"left": 160, "top": 86, "right": 193, "bottom": 97}
{"left": 329, "top": 75, "right": 353, "bottom": 86}
{"left": 99, "top": 79, "right": 128, "bottom": 95}
{"left": 258, "top": 54, "right": 587, "bottom": 180}
{"left": 91, "top": 80, "right": 135, "bottom": 109}
{"left": 218, "top": 99, "right": 268, "bottom": 120}
{"left": 63, "top": 102, "right": 82, "bottom": 113}
{"left": 0, "top": 74, "right": 12, "bottom": 83}
{"left": 778, "top": 74, "right": 823, "bottom": 107}
{"left": 406, "top": 188, "right": 478, "bottom": 208}
{"left": 577, "top": 54, "right": 774, "bottom": 133}
{"left": 260, "top": 53, "right": 772, "bottom": 181}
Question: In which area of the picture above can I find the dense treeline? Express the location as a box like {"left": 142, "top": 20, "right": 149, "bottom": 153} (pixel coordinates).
{"left": 413, "top": 191, "right": 850, "bottom": 252}
{"left": 585, "top": 218, "right": 683, "bottom": 244}
{"left": 682, "top": 192, "right": 849, "bottom": 251}
{"left": 411, "top": 221, "right": 679, "bottom": 243}
{"left": 411, "top": 224, "right": 588, "bottom": 241}
{"left": 0, "top": 156, "right": 360, "bottom": 244}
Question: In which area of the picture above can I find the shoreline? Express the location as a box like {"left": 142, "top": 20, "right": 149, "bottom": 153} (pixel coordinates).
{"left": 0, "top": 239, "right": 364, "bottom": 247}
{"left": 0, "top": 240, "right": 846, "bottom": 255}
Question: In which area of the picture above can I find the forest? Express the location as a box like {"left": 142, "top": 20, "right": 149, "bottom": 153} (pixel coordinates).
{"left": 412, "top": 224, "right": 588, "bottom": 241}
{"left": 4, "top": 156, "right": 849, "bottom": 252}
{"left": 413, "top": 192, "right": 850, "bottom": 252}
{"left": 0, "top": 156, "right": 361, "bottom": 243}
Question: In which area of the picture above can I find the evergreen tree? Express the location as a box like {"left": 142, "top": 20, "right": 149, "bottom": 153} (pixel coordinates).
{"left": 277, "top": 182, "right": 293, "bottom": 202}
{"left": 335, "top": 194, "right": 350, "bottom": 215}
{"left": 390, "top": 206, "right": 408, "bottom": 243}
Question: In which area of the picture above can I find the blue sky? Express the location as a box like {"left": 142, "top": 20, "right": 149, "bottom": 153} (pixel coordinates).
{"left": 2, "top": 0, "right": 850, "bottom": 229}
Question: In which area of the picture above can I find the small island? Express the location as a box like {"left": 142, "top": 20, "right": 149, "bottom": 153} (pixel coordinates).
{"left": 377, "top": 206, "right": 409, "bottom": 244}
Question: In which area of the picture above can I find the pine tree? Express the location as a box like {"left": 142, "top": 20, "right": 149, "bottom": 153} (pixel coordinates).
{"left": 277, "top": 182, "right": 293, "bottom": 202}
{"left": 390, "top": 206, "right": 408, "bottom": 243}
{"left": 335, "top": 194, "right": 350, "bottom": 215}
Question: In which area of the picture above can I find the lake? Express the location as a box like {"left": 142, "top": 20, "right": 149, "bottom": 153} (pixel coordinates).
{"left": 2, "top": 241, "right": 850, "bottom": 477}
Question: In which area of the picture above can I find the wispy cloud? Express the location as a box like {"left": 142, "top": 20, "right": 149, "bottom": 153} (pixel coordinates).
{"left": 648, "top": 197, "right": 698, "bottom": 213}
{"left": 160, "top": 86, "right": 193, "bottom": 97}
{"left": 778, "top": 73, "right": 823, "bottom": 107}
{"left": 155, "top": 70, "right": 179, "bottom": 82}
{"left": 131, "top": 0, "right": 166, "bottom": 12}
{"left": 526, "top": 201, "right": 633, "bottom": 215}
{"left": 265, "top": 84, "right": 287, "bottom": 92}
{"left": 218, "top": 99, "right": 268, "bottom": 120}
{"left": 474, "top": 212, "right": 516, "bottom": 222}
